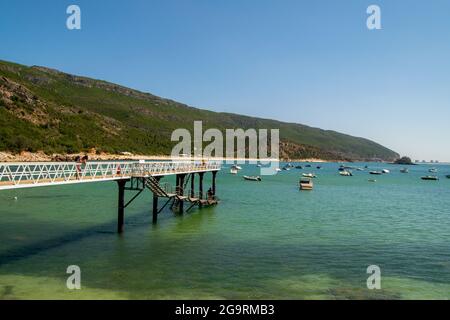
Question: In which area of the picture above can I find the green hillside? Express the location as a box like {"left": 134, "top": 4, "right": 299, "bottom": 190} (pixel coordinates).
{"left": 0, "top": 60, "right": 399, "bottom": 161}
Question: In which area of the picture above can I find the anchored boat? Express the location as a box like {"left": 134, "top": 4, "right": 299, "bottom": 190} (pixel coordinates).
{"left": 339, "top": 170, "right": 353, "bottom": 176}
{"left": 421, "top": 176, "right": 439, "bottom": 181}
{"left": 243, "top": 175, "right": 262, "bottom": 182}
{"left": 370, "top": 171, "right": 383, "bottom": 175}
{"left": 299, "top": 178, "right": 313, "bottom": 190}
{"left": 302, "top": 173, "right": 317, "bottom": 178}
{"left": 400, "top": 168, "right": 409, "bottom": 173}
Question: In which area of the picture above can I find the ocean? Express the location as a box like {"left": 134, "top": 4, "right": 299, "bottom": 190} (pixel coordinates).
{"left": 0, "top": 162, "right": 449, "bottom": 299}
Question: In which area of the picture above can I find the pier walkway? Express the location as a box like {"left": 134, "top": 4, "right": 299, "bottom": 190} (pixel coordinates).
{"left": 0, "top": 161, "right": 220, "bottom": 190}
{"left": 0, "top": 160, "right": 221, "bottom": 232}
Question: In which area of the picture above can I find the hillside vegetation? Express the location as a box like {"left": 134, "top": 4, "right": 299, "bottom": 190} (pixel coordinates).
{"left": 0, "top": 60, "right": 399, "bottom": 161}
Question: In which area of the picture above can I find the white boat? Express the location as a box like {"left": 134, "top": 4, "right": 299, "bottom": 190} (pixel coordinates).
{"left": 429, "top": 168, "right": 437, "bottom": 173}
{"left": 368, "top": 179, "right": 377, "bottom": 182}
{"left": 230, "top": 168, "right": 238, "bottom": 175}
{"left": 382, "top": 169, "right": 390, "bottom": 174}
{"left": 339, "top": 170, "right": 353, "bottom": 176}
{"left": 243, "top": 175, "right": 261, "bottom": 181}
{"left": 302, "top": 173, "right": 317, "bottom": 178}
{"left": 231, "top": 165, "right": 242, "bottom": 170}
{"left": 275, "top": 168, "right": 282, "bottom": 172}
{"left": 299, "top": 178, "right": 313, "bottom": 190}
{"left": 400, "top": 168, "right": 409, "bottom": 173}
{"left": 370, "top": 171, "right": 383, "bottom": 175}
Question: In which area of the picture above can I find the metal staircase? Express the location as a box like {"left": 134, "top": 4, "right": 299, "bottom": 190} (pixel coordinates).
{"left": 143, "top": 176, "right": 172, "bottom": 198}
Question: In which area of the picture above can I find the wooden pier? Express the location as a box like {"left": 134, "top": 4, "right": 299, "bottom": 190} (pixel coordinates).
{"left": 0, "top": 161, "right": 221, "bottom": 233}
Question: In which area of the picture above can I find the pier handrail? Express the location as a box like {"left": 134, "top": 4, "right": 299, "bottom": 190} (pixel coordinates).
{"left": 0, "top": 160, "right": 221, "bottom": 190}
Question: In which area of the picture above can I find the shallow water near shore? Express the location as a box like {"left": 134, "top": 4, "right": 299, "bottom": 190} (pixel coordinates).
{"left": 0, "top": 162, "right": 449, "bottom": 299}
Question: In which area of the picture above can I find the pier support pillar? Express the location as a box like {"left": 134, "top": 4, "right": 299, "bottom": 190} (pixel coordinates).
{"left": 198, "top": 172, "right": 204, "bottom": 204}
{"left": 191, "top": 173, "right": 195, "bottom": 198}
{"left": 117, "top": 180, "right": 126, "bottom": 233}
{"left": 190, "top": 173, "right": 195, "bottom": 198}
{"left": 152, "top": 177, "right": 162, "bottom": 224}
{"left": 177, "top": 174, "right": 186, "bottom": 213}
{"left": 212, "top": 171, "right": 217, "bottom": 195}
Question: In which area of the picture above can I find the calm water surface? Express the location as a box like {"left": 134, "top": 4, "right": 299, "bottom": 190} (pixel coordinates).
{"left": 0, "top": 162, "right": 449, "bottom": 299}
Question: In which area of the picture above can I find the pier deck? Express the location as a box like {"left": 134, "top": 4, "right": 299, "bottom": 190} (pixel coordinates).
{"left": 0, "top": 161, "right": 220, "bottom": 190}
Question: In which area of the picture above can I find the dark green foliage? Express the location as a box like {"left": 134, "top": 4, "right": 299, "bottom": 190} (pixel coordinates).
{"left": 0, "top": 59, "right": 399, "bottom": 160}
{"left": 394, "top": 156, "right": 414, "bottom": 165}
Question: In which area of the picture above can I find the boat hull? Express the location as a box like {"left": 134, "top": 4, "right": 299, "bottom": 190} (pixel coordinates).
{"left": 421, "top": 176, "right": 439, "bottom": 181}
{"left": 243, "top": 176, "right": 261, "bottom": 181}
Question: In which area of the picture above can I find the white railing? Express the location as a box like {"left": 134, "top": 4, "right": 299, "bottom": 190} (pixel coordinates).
{"left": 0, "top": 161, "right": 221, "bottom": 190}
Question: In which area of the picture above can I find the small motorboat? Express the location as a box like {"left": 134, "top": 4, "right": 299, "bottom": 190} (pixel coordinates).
{"left": 243, "top": 175, "right": 261, "bottom": 181}
{"left": 338, "top": 165, "right": 354, "bottom": 171}
{"left": 382, "top": 169, "right": 390, "bottom": 174}
{"left": 230, "top": 168, "right": 238, "bottom": 175}
{"left": 231, "top": 165, "right": 242, "bottom": 170}
{"left": 299, "top": 178, "right": 313, "bottom": 190}
{"left": 421, "top": 176, "right": 439, "bottom": 181}
{"left": 256, "top": 164, "right": 262, "bottom": 168}
{"left": 370, "top": 171, "right": 383, "bottom": 175}
{"left": 305, "top": 164, "right": 312, "bottom": 168}
{"left": 356, "top": 168, "right": 364, "bottom": 171}
{"left": 316, "top": 166, "right": 322, "bottom": 169}
{"left": 429, "top": 168, "right": 438, "bottom": 173}
{"left": 275, "top": 168, "right": 282, "bottom": 172}
{"left": 446, "top": 175, "right": 450, "bottom": 179}
{"left": 339, "top": 170, "right": 353, "bottom": 176}
{"left": 302, "top": 173, "right": 317, "bottom": 178}
{"left": 400, "top": 168, "right": 409, "bottom": 173}
{"left": 368, "top": 179, "right": 377, "bottom": 183}
{"left": 295, "top": 165, "right": 303, "bottom": 169}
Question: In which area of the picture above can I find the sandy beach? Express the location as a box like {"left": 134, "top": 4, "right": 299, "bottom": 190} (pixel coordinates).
{"left": 0, "top": 151, "right": 330, "bottom": 163}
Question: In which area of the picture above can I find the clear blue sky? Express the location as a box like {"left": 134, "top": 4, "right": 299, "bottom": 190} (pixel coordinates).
{"left": 1, "top": 0, "right": 450, "bottom": 161}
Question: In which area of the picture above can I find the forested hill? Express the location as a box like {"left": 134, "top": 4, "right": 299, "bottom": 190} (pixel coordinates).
{"left": 0, "top": 60, "right": 399, "bottom": 161}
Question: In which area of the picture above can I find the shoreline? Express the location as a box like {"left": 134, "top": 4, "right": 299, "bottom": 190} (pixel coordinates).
{"left": 0, "top": 151, "right": 332, "bottom": 163}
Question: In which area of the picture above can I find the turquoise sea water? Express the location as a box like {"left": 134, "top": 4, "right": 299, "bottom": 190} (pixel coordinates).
{"left": 0, "top": 162, "right": 449, "bottom": 299}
